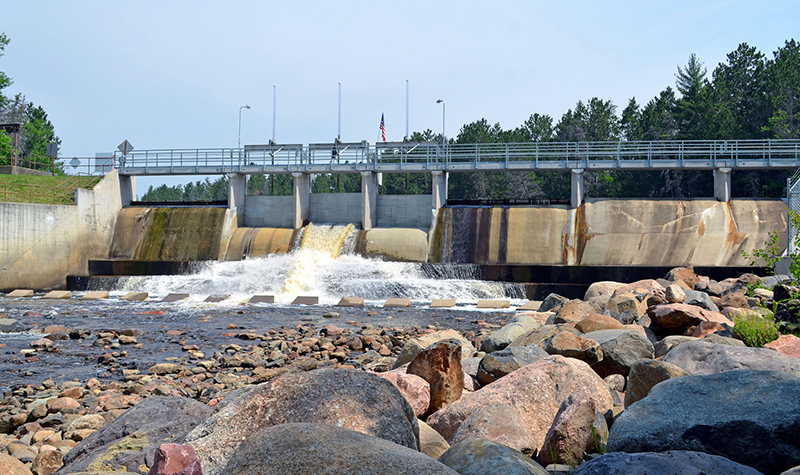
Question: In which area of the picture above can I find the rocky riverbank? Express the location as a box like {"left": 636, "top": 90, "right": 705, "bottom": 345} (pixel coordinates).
{"left": 2, "top": 267, "right": 800, "bottom": 474}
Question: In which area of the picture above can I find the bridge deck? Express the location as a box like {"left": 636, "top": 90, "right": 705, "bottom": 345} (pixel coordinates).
{"left": 118, "top": 139, "right": 800, "bottom": 175}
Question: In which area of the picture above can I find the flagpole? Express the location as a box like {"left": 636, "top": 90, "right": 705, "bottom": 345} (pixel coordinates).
{"left": 405, "top": 80, "right": 409, "bottom": 141}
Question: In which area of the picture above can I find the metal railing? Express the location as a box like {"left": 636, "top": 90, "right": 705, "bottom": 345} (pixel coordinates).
{"left": 117, "top": 139, "right": 800, "bottom": 175}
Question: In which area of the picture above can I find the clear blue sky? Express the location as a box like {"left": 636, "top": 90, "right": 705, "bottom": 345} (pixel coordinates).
{"left": 2, "top": 0, "right": 797, "bottom": 192}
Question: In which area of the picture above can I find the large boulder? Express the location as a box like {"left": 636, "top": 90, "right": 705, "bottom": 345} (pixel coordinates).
{"left": 218, "top": 423, "right": 459, "bottom": 475}
{"left": 186, "top": 369, "right": 420, "bottom": 475}
{"left": 509, "top": 325, "right": 563, "bottom": 349}
{"left": 544, "top": 331, "right": 603, "bottom": 366}
{"left": 582, "top": 329, "right": 654, "bottom": 377}
{"left": 408, "top": 339, "right": 463, "bottom": 416}
{"left": 553, "top": 300, "right": 598, "bottom": 324}
{"left": 574, "top": 314, "right": 625, "bottom": 333}
{"left": 449, "top": 404, "right": 536, "bottom": 453}
{"left": 0, "top": 453, "right": 33, "bottom": 475}
{"left": 646, "top": 303, "right": 731, "bottom": 334}
{"left": 624, "top": 359, "right": 689, "bottom": 408}
{"left": 377, "top": 371, "right": 431, "bottom": 418}
{"left": 481, "top": 314, "right": 542, "bottom": 353}
{"left": 607, "top": 370, "right": 800, "bottom": 474}
{"left": 662, "top": 340, "right": 800, "bottom": 375}
{"left": 654, "top": 334, "right": 744, "bottom": 357}
{"left": 476, "top": 344, "right": 549, "bottom": 386}
{"left": 438, "top": 436, "right": 549, "bottom": 475}
{"left": 682, "top": 289, "right": 721, "bottom": 313}
{"left": 765, "top": 334, "right": 800, "bottom": 359}
{"left": 419, "top": 421, "right": 450, "bottom": 460}
{"left": 57, "top": 397, "right": 212, "bottom": 475}
{"left": 427, "top": 356, "right": 613, "bottom": 454}
{"left": 394, "top": 329, "right": 475, "bottom": 368}
{"left": 665, "top": 266, "right": 700, "bottom": 289}
{"left": 572, "top": 451, "right": 763, "bottom": 475}
{"left": 583, "top": 281, "right": 625, "bottom": 301}
{"left": 538, "top": 392, "right": 598, "bottom": 467}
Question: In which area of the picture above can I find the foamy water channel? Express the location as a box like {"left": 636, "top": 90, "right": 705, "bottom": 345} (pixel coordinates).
{"left": 116, "top": 223, "right": 526, "bottom": 308}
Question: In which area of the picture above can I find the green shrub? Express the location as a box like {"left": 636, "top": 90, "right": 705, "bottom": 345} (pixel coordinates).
{"left": 733, "top": 312, "right": 780, "bottom": 347}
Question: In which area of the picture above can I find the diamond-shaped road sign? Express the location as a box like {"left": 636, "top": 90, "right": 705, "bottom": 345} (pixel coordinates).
{"left": 118, "top": 140, "right": 134, "bottom": 155}
{"left": 70, "top": 158, "right": 81, "bottom": 169}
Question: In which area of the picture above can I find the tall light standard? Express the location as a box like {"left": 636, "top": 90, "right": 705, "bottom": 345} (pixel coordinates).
{"left": 436, "top": 99, "right": 445, "bottom": 142}
{"left": 238, "top": 105, "right": 251, "bottom": 152}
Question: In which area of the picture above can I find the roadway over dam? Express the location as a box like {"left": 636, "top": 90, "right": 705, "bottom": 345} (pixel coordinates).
{"left": 115, "top": 139, "right": 800, "bottom": 230}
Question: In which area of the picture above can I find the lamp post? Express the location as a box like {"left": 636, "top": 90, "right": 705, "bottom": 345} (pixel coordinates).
{"left": 436, "top": 99, "right": 445, "bottom": 142}
{"left": 238, "top": 105, "right": 251, "bottom": 152}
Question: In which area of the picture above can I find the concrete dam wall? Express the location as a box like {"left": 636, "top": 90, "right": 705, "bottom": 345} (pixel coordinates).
{"left": 430, "top": 199, "right": 787, "bottom": 266}
{"left": 105, "top": 198, "right": 785, "bottom": 268}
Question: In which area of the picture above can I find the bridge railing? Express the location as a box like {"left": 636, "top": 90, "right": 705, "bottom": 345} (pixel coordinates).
{"left": 119, "top": 139, "right": 800, "bottom": 173}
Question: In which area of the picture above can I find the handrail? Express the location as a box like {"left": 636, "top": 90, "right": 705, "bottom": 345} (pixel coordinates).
{"left": 117, "top": 139, "right": 800, "bottom": 175}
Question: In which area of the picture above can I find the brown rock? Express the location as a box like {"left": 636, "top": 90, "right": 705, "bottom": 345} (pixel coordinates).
{"left": 449, "top": 404, "right": 537, "bottom": 453}
{"left": 624, "top": 360, "right": 689, "bottom": 408}
{"left": 377, "top": 371, "right": 431, "bottom": 418}
{"left": 646, "top": 303, "right": 733, "bottom": 334}
{"left": 31, "top": 449, "right": 62, "bottom": 475}
{"left": 46, "top": 398, "right": 80, "bottom": 414}
{"left": 611, "top": 279, "right": 665, "bottom": 299}
{"left": 606, "top": 292, "right": 647, "bottom": 322}
{"left": 583, "top": 281, "right": 626, "bottom": 301}
{"left": 544, "top": 331, "right": 603, "bottom": 365}
{"left": 58, "top": 387, "right": 84, "bottom": 399}
{"left": 718, "top": 291, "right": 749, "bottom": 310}
{"left": 574, "top": 314, "right": 624, "bottom": 333}
{"left": 538, "top": 392, "right": 597, "bottom": 467}
{"left": 393, "top": 329, "right": 475, "bottom": 368}
{"left": 148, "top": 443, "right": 201, "bottom": 475}
{"left": 765, "top": 334, "right": 800, "bottom": 359}
{"left": 0, "top": 453, "right": 33, "bottom": 475}
{"left": 509, "top": 324, "right": 562, "bottom": 348}
{"left": 427, "top": 355, "right": 613, "bottom": 454}
{"left": 554, "top": 300, "right": 597, "bottom": 324}
{"left": 690, "top": 321, "right": 727, "bottom": 338}
{"left": 665, "top": 266, "right": 700, "bottom": 289}
{"left": 408, "top": 339, "right": 463, "bottom": 416}
{"left": 32, "top": 429, "right": 55, "bottom": 443}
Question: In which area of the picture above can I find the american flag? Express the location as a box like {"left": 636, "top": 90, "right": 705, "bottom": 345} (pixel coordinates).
{"left": 380, "top": 113, "right": 386, "bottom": 142}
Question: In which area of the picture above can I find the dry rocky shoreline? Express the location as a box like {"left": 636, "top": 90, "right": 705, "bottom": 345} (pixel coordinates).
{"left": 2, "top": 267, "right": 800, "bottom": 475}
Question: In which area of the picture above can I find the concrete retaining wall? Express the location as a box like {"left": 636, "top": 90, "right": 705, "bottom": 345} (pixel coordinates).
{"left": 244, "top": 196, "right": 293, "bottom": 227}
{"left": 0, "top": 170, "right": 123, "bottom": 291}
{"left": 309, "top": 193, "right": 361, "bottom": 224}
{"left": 377, "top": 195, "right": 432, "bottom": 228}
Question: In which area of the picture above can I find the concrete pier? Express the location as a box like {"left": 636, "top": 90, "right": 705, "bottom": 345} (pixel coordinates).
{"left": 571, "top": 169, "right": 584, "bottom": 208}
{"left": 714, "top": 167, "right": 732, "bottom": 202}
{"left": 227, "top": 173, "right": 247, "bottom": 225}
{"left": 292, "top": 172, "right": 310, "bottom": 229}
{"left": 361, "top": 171, "right": 378, "bottom": 230}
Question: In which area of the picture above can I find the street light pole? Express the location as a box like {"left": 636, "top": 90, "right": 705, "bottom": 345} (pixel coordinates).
{"left": 238, "top": 105, "right": 251, "bottom": 152}
{"left": 436, "top": 99, "right": 445, "bottom": 142}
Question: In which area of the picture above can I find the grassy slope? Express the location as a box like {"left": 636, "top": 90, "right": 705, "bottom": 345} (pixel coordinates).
{"left": 0, "top": 174, "right": 99, "bottom": 205}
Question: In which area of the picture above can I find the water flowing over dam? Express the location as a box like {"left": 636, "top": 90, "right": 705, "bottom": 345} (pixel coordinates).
{"left": 117, "top": 221, "right": 525, "bottom": 304}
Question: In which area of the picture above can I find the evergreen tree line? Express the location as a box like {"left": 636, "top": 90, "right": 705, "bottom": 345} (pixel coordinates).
{"left": 0, "top": 33, "right": 61, "bottom": 170}
{"left": 143, "top": 39, "right": 799, "bottom": 202}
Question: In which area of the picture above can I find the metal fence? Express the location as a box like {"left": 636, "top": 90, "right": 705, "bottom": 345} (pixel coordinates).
{"left": 118, "top": 139, "right": 800, "bottom": 175}
{"left": 788, "top": 169, "right": 800, "bottom": 254}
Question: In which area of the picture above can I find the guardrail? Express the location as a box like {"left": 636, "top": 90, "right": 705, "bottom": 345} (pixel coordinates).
{"left": 117, "top": 139, "right": 800, "bottom": 175}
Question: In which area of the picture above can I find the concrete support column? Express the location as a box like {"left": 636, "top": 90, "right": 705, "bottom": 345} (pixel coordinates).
{"left": 119, "top": 174, "right": 135, "bottom": 207}
{"left": 714, "top": 167, "right": 732, "bottom": 202}
{"left": 361, "top": 171, "right": 378, "bottom": 230}
{"left": 571, "top": 168, "right": 584, "bottom": 208}
{"left": 292, "top": 172, "right": 310, "bottom": 229}
{"left": 227, "top": 173, "right": 247, "bottom": 225}
{"left": 432, "top": 171, "right": 448, "bottom": 211}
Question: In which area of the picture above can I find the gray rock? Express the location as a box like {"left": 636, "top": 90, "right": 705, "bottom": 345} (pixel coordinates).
{"left": 761, "top": 274, "right": 793, "bottom": 289}
{"left": 582, "top": 329, "right": 654, "bottom": 377}
{"left": 624, "top": 360, "right": 688, "bottom": 408}
{"left": 461, "top": 357, "right": 482, "bottom": 378}
{"left": 0, "top": 318, "right": 26, "bottom": 333}
{"left": 682, "top": 289, "right": 720, "bottom": 312}
{"left": 540, "top": 294, "right": 569, "bottom": 312}
{"left": 186, "top": 368, "right": 420, "bottom": 475}
{"left": 57, "top": 396, "right": 212, "bottom": 474}
{"left": 476, "top": 344, "right": 549, "bottom": 386}
{"left": 218, "top": 423, "right": 458, "bottom": 475}
{"left": 482, "top": 314, "right": 542, "bottom": 353}
{"left": 662, "top": 340, "right": 800, "bottom": 375}
{"left": 572, "top": 451, "right": 764, "bottom": 475}
{"left": 438, "top": 436, "right": 549, "bottom": 475}
{"left": 607, "top": 370, "right": 800, "bottom": 474}
{"left": 782, "top": 466, "right": 800, "bottom": 475}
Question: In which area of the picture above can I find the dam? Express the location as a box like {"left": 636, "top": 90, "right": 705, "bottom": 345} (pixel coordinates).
{"left": 1, "top": 138, "right": 795, "bottom": 295}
